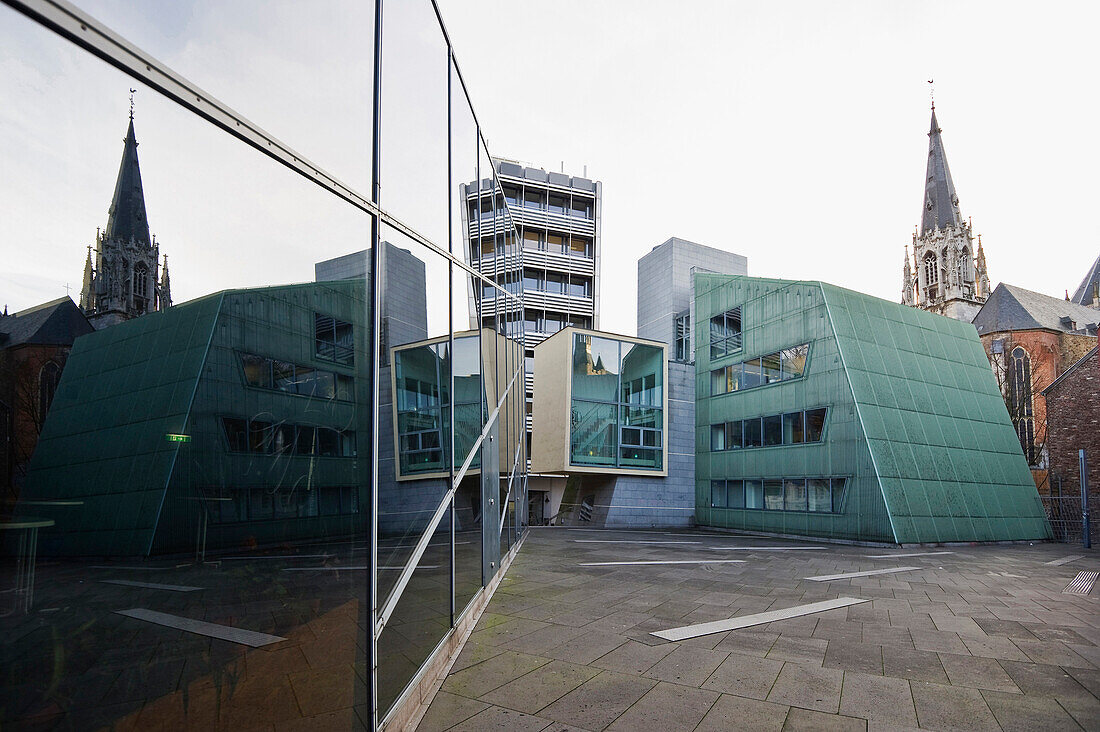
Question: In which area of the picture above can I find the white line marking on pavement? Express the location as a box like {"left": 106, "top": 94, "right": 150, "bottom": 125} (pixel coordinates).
{"left": 1064, "top": 571, "right": 1098, "bottom": 595}
{"left": 866, "top": 551, "right": 954, "bottom": 558}
{"left": 579, "top": 559, "right": 747, "bottom": 566}
{"left": 116, "top": 608, "right": 285, "bottom": 647}
{"left": 703, "top": 546, "right": 827, "bottom": 551}
{"left": 805, "top": 566, "right": 920, "bottom": 581}
{"left": 573, "top": 540, "right": 702, "bottom": 544}
{"left": 1046, "top": 555, "right": 1086, "bottom": 566}
{"left": 101, "top": 579, "right": 202, "bottom": 592}
{"left": 281, "top": 565, "right": 442, "bottom": 571}
{"left": 651, "top": 597, "right": 869, "bottom": 641}
{"left": 220, "top": 554, "right": 333, "bottom": 560}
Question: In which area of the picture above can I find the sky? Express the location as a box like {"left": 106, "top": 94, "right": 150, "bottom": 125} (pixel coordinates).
{"left": 2, "top": 1, "right": 1098, "bottom": 337}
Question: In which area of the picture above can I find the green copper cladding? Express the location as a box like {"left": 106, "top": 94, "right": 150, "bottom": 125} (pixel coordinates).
{"left": 694, "top": 274, "right": 1050, "bottom": 544}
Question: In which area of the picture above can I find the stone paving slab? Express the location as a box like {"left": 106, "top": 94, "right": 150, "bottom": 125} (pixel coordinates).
{"left": 417, "top": 528, "right": 1100, "bottom": 730}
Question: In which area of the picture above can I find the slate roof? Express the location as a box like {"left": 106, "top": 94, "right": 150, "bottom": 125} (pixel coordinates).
{"left": 103, "top": 117, "right": 151, "bottom": 246}
{"left": 972, "top": 283, "right": 1100, "bottom": 336}
{"left": 920, "top": 108, "right": 963, "bottom": 236}
{"left": 0, "top": 297, "right": 94, "bottom": 348}
{"left": 1070, "top": 253, "right": 1100, "bottom": 307}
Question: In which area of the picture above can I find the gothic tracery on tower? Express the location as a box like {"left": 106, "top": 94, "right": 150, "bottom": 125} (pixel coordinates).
{"left": 902, "top": 106, "right": 989, "bottom": 323}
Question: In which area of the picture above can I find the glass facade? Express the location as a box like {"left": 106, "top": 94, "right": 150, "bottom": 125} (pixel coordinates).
{"left": 0, "top": 1, "right": 528, "bottom": 729}
{"left": 570, "top": 333, "right": 664, "bottom": 471}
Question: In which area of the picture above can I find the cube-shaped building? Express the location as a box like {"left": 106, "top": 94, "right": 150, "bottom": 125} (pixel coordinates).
{"left": 695, "top": 274, "right": 1050, "bottom": 544}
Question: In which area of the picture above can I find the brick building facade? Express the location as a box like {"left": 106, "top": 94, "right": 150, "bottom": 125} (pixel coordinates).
{"left": 1043, "top": 340, "right": 1100, "bottom": 498}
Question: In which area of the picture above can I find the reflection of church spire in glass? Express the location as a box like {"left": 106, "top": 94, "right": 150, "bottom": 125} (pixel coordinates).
{"left": 920, "top": 107, "right": 963, "bottom": 236}
{"left": 104, "top": 116, "right": 151, "bottom": 246}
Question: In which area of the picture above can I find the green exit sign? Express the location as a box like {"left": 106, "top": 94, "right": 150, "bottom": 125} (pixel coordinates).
{"left": 165, "top": 433, "right": 192, "bottom": 443}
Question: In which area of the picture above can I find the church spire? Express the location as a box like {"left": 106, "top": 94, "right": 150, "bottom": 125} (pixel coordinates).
{"left": 158, "top": 254, "right": 172, "bottom": 309}
{"left": 920, "top": 106, "right": 962, "bottom": 236}
{"left": 104, "top": 114, "right": 151, "bottom": 247}
{"left": 79, "top": 245, "right": 94, "bottom": 310}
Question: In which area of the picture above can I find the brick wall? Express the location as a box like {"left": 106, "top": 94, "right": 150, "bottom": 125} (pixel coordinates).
{"left": 1044, "top": 340, "right": 1100, "bottom": 498}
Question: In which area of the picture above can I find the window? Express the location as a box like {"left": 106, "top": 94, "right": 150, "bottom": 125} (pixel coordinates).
{"left": 1008, "top": 346, "right": 1035, "bottom": 464}
{"left": 570, "top": 196, "right": 593, "bottom": 219}
{"left": 743, "top": 417, "right": 762, "bottom": 448}
{"left": 709, "top": 307, "right": 742, "bottom": 359}
{"left": 808, "top": 478, "right": 831, "bottom": 512}
{"left": 958, "top": 247, "right": 971, "bottom": 283}
{"left": 764, "top": 480, "right": 784, "bottom": 510}
{"left": 38, "top": 361, "right": 61, "bottom": 418}
{"left": 568, "top": 236, "right": 591, "bottom": 257}
{"left": 523, "top": 230, "right": 542, "bottom": 250}
{"left": 239, "top": 353, "right": 350, "bottom": 400}
{"left": 784, "top": 479, "right": 807, "bottom": 511}
{"left": 780, "top": 345, "right": 808, "bottom": 379}
{"left": 567, "top": 276, "right": 590, "bottom": 298}
{"left": 726, "top": 480, "right": 745, "bottom": 508}
{"left": 548, "top": 194, "right": 567, "bottom": 214}
{"left": 711, "top": 423, "right": 725, "bottom": 451}
{"left": 523, "top": 190, "right": 544, "bottom": 209}
{"left": 249, "top": 421, "right": 273, "bottom": 453}
{"left": 222, "top": 417, "right": 355, "bottom": 458}
{"left": 745, "top": 480, "right": 764, "bottom": 509}
{"left": 761, "top": 353, "right": 781, "bottom": 384}
{"left": 727, "top": 420, "right": 743, "bottom": 449}
{"left": 924, "top": 252, "right": 938, "bottom": 286}
{"left": 805, "top": 408, "right": 827, "bottom": 442}
{"left": 711, "top": 480, "right": 726, "bottom": 508}
{"left": 315, "top": 313, "right": 354, "bottom": 366}
{"left": 223, "top": 418, "right": 248, "bottom": 452}
{"left": 546, "top": 233, "right": 566, "bottom": 254}
{"left": 783, "top": 411, "right": 803, "bottom": 443}
{"left": 763, "top": 414, "right": 782, "bottom": 446}
{"left": 712, "top": 475, "right": 846, "bottom": 513}
{"left": 503, "top": 186, "right": 519, "bottom": 206}
{"left": 742, "top": 359, "right": 762, "bottom": 388}
{"left": 674, "top": 312, "right": 690, "bottom": 362}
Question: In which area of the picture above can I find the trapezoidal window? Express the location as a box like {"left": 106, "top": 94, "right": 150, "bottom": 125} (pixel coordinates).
{"left": 709, "top": 306, "right": 742, "bottom": 360}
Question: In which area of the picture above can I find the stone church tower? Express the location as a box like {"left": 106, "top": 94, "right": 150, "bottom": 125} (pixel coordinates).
{"left": 901, "top": 106, "right": 989, "bottom": 322}
{"left": 79, "top": 110, "right": 171, "bottom": 329}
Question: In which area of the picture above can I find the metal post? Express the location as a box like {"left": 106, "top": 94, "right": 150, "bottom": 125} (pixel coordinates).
{"left": 1081, "top": 449, "right": 1091, "bottom": 549}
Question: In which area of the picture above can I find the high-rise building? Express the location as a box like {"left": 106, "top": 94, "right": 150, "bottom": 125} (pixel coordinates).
{"left": 79, "top": 110, "right": 172, "bottom": 329}
{"left": 901, "top": 106, "right": 989, "bottom": 322}
{"left": 461, "top": 160, "right": 601, "bottom": 523}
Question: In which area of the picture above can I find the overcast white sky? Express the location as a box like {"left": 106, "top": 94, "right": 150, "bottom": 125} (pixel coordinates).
{"left": 2, "top": 1, "right": 1098, "bottom": 336}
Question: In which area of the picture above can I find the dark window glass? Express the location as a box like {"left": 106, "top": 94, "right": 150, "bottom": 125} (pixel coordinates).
{"left": 727, "top": 420, "right": 743, "bottom": 449}
{"left": 273, "top": 423, "right": 295, "bottom": 455}
{"left": 745, "top": 480, "right": 764, "bottom": 509}
{"left": 248, "top": 421, "right": 273, "bottom": 453}
{"left": 761, "top": 353, "right": 781, "bottom": 384}
{"left": 806, "top": 408, "right": 827, "bottom": 442}
{"left": 523, "top": 270, "right": 541, "bottom": 291}
{"left": 808, "top": 478, "right": 831, "bottom": 512}
{"left": 503, "top": 185, "right": 519, "bottom": 205}
{"left": 831, "top": 478, "right": 848, "bottom": 511}
{"left": 783, "top": 412, "right": 804, "bottom": 444}
{"left": 709, "top": 307, "right": 742, "bottom": 359}
{"left": 250, "top": 489, "right": 273, "bottom": 520}
{"left": 548, "top": 194, "right": 567, "bottom": 213}
{"left": 674, "top": 312, "right": 690, "bottom": 362}
{"left": 727, "top": 480, "right": 745, "bottom": 508}
{"left": 336, "top": 374, "right": 354, "bottom": 401}
{"left": 763, "top": 414, "right": 782, "bottom": 446}
{"left": 742, "top": 359, "right": 762, "bottom": 388}
{"left": 296, "top": 426, "right": 316, "bottom": 455}
{"left": 222, "top": 418, "right": 248, "bottom": 452}
{"left": 241, "top": 354, "right": 272, "bottom": 388}
{"left": 273, "top": 360, "right": 296, "bottom": 393}
{"left": 340, "top": 431, "right": 356, "bottom": 457}
{"left": 546, "top": 273, "right": 567, "bottom": 294}
{"left": 341, "top": 486, "right": 358, "bottom": 514}
{"left": 317, "top": 428, "right": 339, "bottom": 457}
{"left": 523, "top": 190, "right": 544, "bottom": 209}
{"left": 763, "top": 480, "right": 784, "bottom": 510}
{"left": 711, "top": 480, "right": 726, "bottom": 508}
{"left": 315, "top": 313, "right": 354, "bottom": 366}
{"left": 744, "top": 418, "right": 762, "bottom": 448}
{"left": 784, "top": 478, "right": 807, "bottom": 511}
{"left": 711, "top": 423, "right": 725, "bottom": 451}
{"left": 570, "top": 197, "right": 593, "bottom": 218}
{"left": 319, "top": 486, "right": 341, "bottom": 516}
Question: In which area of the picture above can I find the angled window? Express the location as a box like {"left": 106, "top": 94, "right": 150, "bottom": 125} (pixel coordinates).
{"left": 38, "top": 361, "right": 61, "bottom": 419}
{"left": 314, "top": 313, "right": 354, "bottom": 366}
{"left": 674, "top": 311, "right": 691, "bottom": 362}
{"left": 709, "top": 306, "right": 742, "bottom": 359}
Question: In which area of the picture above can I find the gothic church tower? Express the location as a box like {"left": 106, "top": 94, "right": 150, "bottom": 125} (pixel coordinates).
{"left": 79, "top": 108, "right": 171, "bottom": 329}
{"left": 901, "top": 106, "right": 988, "bottom": 322}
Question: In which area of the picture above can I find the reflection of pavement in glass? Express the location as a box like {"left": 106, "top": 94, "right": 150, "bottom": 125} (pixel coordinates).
{"left": 0, "top": 540, "right": 373, "bottom": 728}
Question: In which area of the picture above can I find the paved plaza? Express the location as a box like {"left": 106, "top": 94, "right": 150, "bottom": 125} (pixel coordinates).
{"left": 418, "top": 527, "right": 1100, "bottom": 732}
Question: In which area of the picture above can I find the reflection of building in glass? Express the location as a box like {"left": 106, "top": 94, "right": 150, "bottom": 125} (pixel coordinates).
{"left": 697, "top": 274, "right": 1051, "bottom": 543}
{"left": 18, "top": 281, "right": 366, "bottom": 555}
{"left": 391, "top": 329, "right": 522, "bottom": 481}
{"left": 462, "top": 161, "right": 600, "bottom": 525}
{"left": 79, "top": 111, "right": 172, "bottom": 329}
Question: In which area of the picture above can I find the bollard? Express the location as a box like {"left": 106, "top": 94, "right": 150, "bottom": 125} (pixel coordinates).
{"left": 1082, "top": 449, "right": 1091, "bottom": 550}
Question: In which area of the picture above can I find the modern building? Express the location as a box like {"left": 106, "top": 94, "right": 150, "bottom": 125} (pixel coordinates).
{"left": 901, "top": 106, "right": 989, "bottom": 322}
{"left": 461, "top": 160, "right": 601, "bottom": 524}
{"left": 972, "top": 283, "right": 1099, "bottom": 470}
{"left": 79, "top": 111, "right": 172, "bottom": 329}
{"left": 18, "top": 281, "right": 367, "bottom": 556}
{"left": 0, "top": 298, "right": 94, "bottom": 506}
{"left": 696, "top": 273, "right": 1050, "bottom": 544}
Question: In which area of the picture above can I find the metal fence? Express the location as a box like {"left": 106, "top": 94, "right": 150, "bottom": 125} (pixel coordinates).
{"left": 1040, "top": 468, "right": 1095, "bottom": 546}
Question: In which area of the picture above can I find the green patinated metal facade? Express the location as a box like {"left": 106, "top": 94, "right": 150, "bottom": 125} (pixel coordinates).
{"left": 18, "top": 281, "right": 367, "bottom": 556}
{"left": 695, "top": 274, "right": 1050, "bottom": 544}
